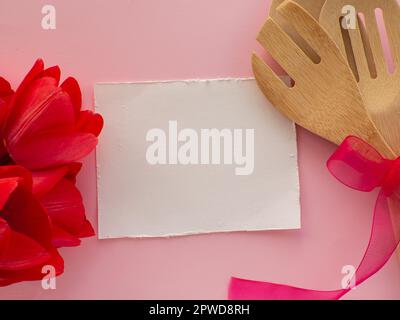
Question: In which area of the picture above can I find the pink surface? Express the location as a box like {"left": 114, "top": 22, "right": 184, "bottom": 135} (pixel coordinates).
{"left": 0, "top": 0, "right": 400, "bottom": 299}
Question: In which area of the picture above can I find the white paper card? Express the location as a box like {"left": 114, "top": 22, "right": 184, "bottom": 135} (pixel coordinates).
{"left": 95, "top": 79, "right": 300, "bottom": 238}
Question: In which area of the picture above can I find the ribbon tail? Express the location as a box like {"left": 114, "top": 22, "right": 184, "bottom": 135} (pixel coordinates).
{"left": 229, "top": 278, "right": 344, "bottom": 300}
{"left": 229, "top": 190, "right": 400, "bottom": 300}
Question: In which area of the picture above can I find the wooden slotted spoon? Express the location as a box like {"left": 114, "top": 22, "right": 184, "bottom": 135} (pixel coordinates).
{"left": 269, "top": 0, "right": 327, "bottom": 62}
{"left": 270, "top": 0, "right": 326, "bottom": 19}
{"left": 253, "top": 0, "right": 393, "bottom": 157}
{"left": 320, "top": 0, "right": 400, "bottom": 156}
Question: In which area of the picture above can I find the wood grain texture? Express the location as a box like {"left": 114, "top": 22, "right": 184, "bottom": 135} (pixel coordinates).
{"left": 270, "top": 0, "right": 326, "bottom": 63}
{"left": 254, "top": 0, "right": 394, "bottom": 158}
{"left": 320, "top": 0, "right": 400, "bottom": 156}
{"left": 270, "top": 0, "right": 326, "bottom": 19}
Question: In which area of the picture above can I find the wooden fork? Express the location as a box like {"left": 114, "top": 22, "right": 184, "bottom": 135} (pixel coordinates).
{"left": 253, "top": 0, "right": 394, "bottom": 157}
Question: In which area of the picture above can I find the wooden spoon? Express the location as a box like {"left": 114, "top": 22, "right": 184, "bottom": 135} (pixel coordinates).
{"left": 320, "top": 0, "right": 400, "bottom": 156}
{"left": 253, "top": 0, "right": 393, "bottom": 157}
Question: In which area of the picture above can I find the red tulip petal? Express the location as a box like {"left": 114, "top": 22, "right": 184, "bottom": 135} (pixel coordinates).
{"left": 76, "top": 219, "right": 95, "bottom": 238}
{"left": 61, "top": 77, "right": 82, "bottom": 117}
{"left": 0, "top": 79, "right": 14, "bottom": 160}
{"left": 0, "top": 166, "right": 33, "bottom": 190}
{"left": 9, "top": 131, "right": 98, "bottom": 170}
{"left": 0, "top": 178, "right": 19, "bottom": 210}
{"left": 0, "top": 98, "right": 8, "bottom": 122}
{"left": 32, "top": 163, "right": 83, "bottom": 197}
{"left": 38, "top": 66, "right": 61, "bottom": 85}
{"left": 7, "top": 81, "right": 78, "bottom": 149}
{"left": 0, "top": 218, "right": 50, "bottom": 271}
{"left": 0, "top": 247, "right": 63, "bottom": 286}
{"left": 21, "top": 92, "right": 76, "bottom": 141}
{"left": 5, "top": 59, "right": 44, "bottom": 127}
{"left": 4, "top": 59, "right": 44, "bottom": 136}
{"left": 40, "top": 179, "right": 89, "bottom": 235}
{"left": 0, "top": 99, "right": 8, "bottom": 159}
{"left": 1, "top": 186, "right": 53, "bottom": 249}
{"left": 51, "top": 225, "right": 81, "bottom": 247}
{"left": 48, "top": 248, "right": 64, "bottom": 273}
{"left": 21, "top": 77, "right": 58, "bottom": 112}
{"left": 76, "top": 110, "right": 104, "bottom": 137}
{"left": 0, "top": 77, "right": 13, "bottom": 97}
{"left": 0, "top": 145, "right": 7, "bottom": 164}
{"left": 14, "top": 59, "right": 44, "bottom": 98}
{"left": 5, "top": 76, "right": 60, "bottom": 144}
{"left": 0, "top": 95, "right": 7, "bottom": 111}
{"left": 65, "top": 162, "right": 82, "bottom": 179}
{"left": 32, "top": 166, "right": 69, "bottom": 196}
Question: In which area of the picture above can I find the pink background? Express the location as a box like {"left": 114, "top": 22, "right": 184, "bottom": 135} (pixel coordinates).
{"left": 0, "top": 0, "right": 400, "bottom": 299}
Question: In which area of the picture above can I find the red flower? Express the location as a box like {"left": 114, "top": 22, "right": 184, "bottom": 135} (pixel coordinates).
{"left": 0, "top": 59, "right": 102, "bottom": 286}
{"left": 0, "top": 59, "right": 103, "bottom": 249}
{"left": 32, "top": 163, "right": 95, "bottom": 248}
{"left": 3, "top": 59, "right": 103, "bottom": 170}
{"left": 0, "top": 166, "right": 63, "bottom": 286}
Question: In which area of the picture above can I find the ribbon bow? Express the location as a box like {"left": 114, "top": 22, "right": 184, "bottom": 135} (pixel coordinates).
{"left": 229, "top": 136, "right": 400, "bottom": 300}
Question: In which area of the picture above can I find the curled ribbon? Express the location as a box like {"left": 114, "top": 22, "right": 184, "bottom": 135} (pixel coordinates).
{"left": 229, "top": 136, "right": 400, "bottom": 300}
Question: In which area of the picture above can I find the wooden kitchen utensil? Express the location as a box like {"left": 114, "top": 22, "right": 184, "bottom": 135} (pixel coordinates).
{"left": 270, "top": 0, "right": 326, "bottom": 19}
{"left": 320, "top": 0, "right": 400, "bottom": 156}
{"left": 269, "top": 0, "right": 327, "bottom": 63}
{"left": 253, "top": 0, "right": 394, "bottom": 157}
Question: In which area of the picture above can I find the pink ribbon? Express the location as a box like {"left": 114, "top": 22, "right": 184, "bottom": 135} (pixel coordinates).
{"left": 229, "top": 136, "right": 400, "bottom": 300}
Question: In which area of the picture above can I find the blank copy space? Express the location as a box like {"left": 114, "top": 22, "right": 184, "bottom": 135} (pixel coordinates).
{"left": 95, "top": 79, "right": 300, "bottom": 238}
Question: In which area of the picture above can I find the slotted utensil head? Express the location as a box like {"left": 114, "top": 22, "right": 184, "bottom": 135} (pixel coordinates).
{"left": 270, "top": 0, "right": 326, "bottom": 19}
{"left": 269, "top": 0, "right": 327, "bottom": 62}
{"left": 320, "top": 0, "right": 400, "bottom": 155}
{"left": 253, "top": 0, "right": 393, "bottom": 157}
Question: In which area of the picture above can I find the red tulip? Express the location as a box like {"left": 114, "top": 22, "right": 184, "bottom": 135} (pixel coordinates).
{"left": 3, "top": 59, "right": 103, "bottom": 170}
{"left": 32, "top": 163, "right": 95, "bottom": 248}
{"left": 0, "top": 166, "right": 63, "bottom": 286}
{"left": 0, "top": 59, "right": 103, "bottom": 286}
